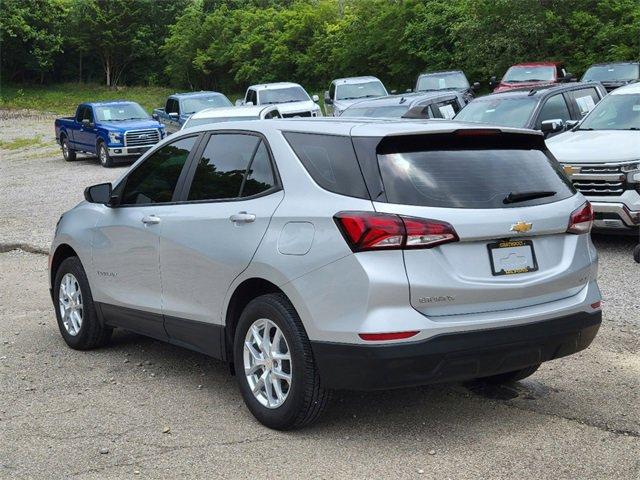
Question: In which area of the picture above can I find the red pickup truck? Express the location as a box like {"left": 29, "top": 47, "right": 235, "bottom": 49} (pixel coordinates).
{"left": 490, "top": 62, "right": 574, "bottom": 93}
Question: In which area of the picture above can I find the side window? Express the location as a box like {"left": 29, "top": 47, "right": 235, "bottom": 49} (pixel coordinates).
{"left": 187, "top": 133, "right": 262, "bottom": 201}
{"left": 569, "top": 88, "right": 600, "bottom": 117}
{"left": 76, "top": 106, "right": 86, "bottom": 122}
{"left": 83, "top": 107, "right": 94, "bottom": 123}
{"left": 165, "top": 98, "right": 173, "bottom": 113}
{"left": 242, "top": 141, "right": 275, "bottom": 197}
{"left": 246, "top": 89, "right": 257, "bottom": 105}
{"left": 433, "top": 98, "right": 459, "bottom": 119}
{"left": 166, "top": 99, "right": 179, "bottom": 114}
{"left": 428, "top": 105, "right": 440, "bottom": 119}
{"left": 283, "top": 132, "right": 369, "bottom": 199}
{"left": 329, "top": 83, "right": 336, "bottom": 100}
{"left": 120, "top": 136, "right": 196, "bottom": 205}
{"left": 264, "top": 109, "right": 280, "bottom": 119}
{"left": 537, "top": 94, "right": 571, "bottom": 127}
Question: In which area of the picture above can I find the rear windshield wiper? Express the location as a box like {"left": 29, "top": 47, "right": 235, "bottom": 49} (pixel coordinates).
{"left": 503, "top": 190, "right": 556, "bottom": 204}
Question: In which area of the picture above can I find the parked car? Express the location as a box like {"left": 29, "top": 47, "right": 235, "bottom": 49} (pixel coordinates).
{"left": 50, "top": 118, "right": 601, "bottom": 429}
{"left": 546, "top": 82, "right": 640, "bottom": 233}
{"left": 324, "top": 76, "right": 388, "bottom": 116}
{"left": 55, "top": 101, "right": 165, "bottom": 168}
{"left": 340, "top": 91, "right": 466, "bottom": 119}
{"left": 490, "top": 62, "right": 574, "bottom": 93}
{"left": 238, "top": 82, "right": 322, "bottom": 117}
{"left": 455, "top": 83, "right": 606, "bottom": 137}
{"left": 182, "top": 105, "right": 281, "bottom": 130}
{"left": 581, "top": 61, "right": 640, "bottom": 92}
{"left": 153, "top": 92, "right": 232, "bottom": 133}
{"left": 415, "top": 70, "right": 479, "bottom": 102}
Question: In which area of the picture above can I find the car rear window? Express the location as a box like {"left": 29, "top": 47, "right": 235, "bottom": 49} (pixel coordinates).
{"left": 283, "top": 132, "right": 369, "bottom": 199}
{"left": 376, "top": 136, "right": 574, "bottom": 209}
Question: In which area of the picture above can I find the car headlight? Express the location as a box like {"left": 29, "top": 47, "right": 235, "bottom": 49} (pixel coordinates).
{"left": 108, "top": 132, "right": 122, "bottom": 144}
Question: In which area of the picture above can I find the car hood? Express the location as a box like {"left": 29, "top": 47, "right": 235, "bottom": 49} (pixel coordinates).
{"left": 494, "top": 81, "right": 555, "bottom": 92}
{"left": 102, "top": 119, "right": 163, "bottom": 131}
{"left": 547, "top": 130, "right": 640, "bottom": 163}
{"left": 271, "top": 100, "right": 319, "bottom": 114}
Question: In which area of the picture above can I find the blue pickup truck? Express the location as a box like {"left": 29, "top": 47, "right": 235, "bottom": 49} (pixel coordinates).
{"left": 152, "top": 91, "right": 232, "bottom": 133}
{"left": 55, "top": 101, "right": 165, "bottom": 168}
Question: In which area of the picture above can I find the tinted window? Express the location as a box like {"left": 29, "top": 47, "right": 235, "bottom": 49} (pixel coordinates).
{"left": 187, "top": 134, "right": 260, "bottom": 201}
{"left": 537, "top": 94, "right": 571, "bottom": 126}
{"left": 378, "top": 147, "right": 574, "bottom": 209}
{"left": 247, "top": 89, "right": 257, "bottom": 105}
{"left": 166, "top": 98, "right": 178, "bottom": 114}
{"left": 455, "top": 97, "right": 536, "bottom": 128}
{"left": 283, "top": 132, "right": 369, "bottom": 199}
{"left": 430, "top": 98, "right": 461, "bottom": 119}
{"left": 568, "top": 88, "right": 600, "bottom": 117}
{"left": 582, "top": 64, "right": 639, "bottom": 82}
{"left": 242, "top": 142, "right": 275, "bottom": 197}
{"left": 121, "top": 136, "right": 196, "bottom": 205}
{"left": 75, "top": 106, "right": 86, "bottom": 122}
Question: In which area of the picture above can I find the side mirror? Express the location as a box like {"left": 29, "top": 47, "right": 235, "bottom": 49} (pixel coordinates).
{"left": 235, "top": 99, "right": 244, "bottom": 106}
{"left": 168, "top": 112, "right": 179, "bottom": 119}
{"left": 472, "top": 82, "right": 480, "bottom": 91}
{"left": 565, "top": 119, "right": 579, "bottom": 130}
{"left": 152, "top": 113, "right": 159, "bottom": 120}
{"left": 324, "top": 91, "right": 332, "bottom": 105}
{"left": 84, "top": 183, "right": 112, "bottom": 205}
{"left": 541, "top": 118, "right": 565, "bottom": 135}
{"left": 405, "top": 88, "right": 413, "bottom": 93}
{"left": 312, "top": 94, "right": 319, "bottom": 103}
{"left": 81, "top": 119, "right": 92, "bottom": 127}
{"left": 560, "top": 74, "right": 576, "bottom": 82}
{"left": 390, "top": 90, "right": 397, "bottom": 94}
{"left": 245, "top": 101, "right": 254, "bottom": 106}
{"left": 489, "top": 76, "right": 497, "bottom": 88}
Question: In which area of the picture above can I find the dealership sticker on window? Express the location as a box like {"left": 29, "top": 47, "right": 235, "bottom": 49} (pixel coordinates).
{"left": 439, "top": 104, "right": 456, "bottom": 119}
{"left": 575, "top": 95, "right": 596, "bottom": 115}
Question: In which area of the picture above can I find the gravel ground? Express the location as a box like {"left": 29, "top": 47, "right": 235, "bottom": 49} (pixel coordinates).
{"left": 1, "top": 110, "right": 639, "bottom": 479}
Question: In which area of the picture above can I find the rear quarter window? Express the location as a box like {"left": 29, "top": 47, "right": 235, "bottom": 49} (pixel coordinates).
{"left": 283, "top": 132, "right": 369, "bottom": 199}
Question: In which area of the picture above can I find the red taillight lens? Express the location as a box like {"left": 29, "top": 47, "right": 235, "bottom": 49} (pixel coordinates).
{"left": 334, "top": 211, "right": 459, "bottom": 252}
{"left": 359, "top": 331, "right": 419, "bottom": 341}
{"left": 567, "top": 201, "right": 594, "bottom": 234}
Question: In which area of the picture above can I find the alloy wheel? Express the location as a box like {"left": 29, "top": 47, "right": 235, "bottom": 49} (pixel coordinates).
{"left": 58, "top": 273, "right": 83, "bottom": 336}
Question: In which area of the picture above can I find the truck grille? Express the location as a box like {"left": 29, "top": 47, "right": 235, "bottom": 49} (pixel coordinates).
{"left": 569, "top": 164, "right": 626, "bottom": 196}
{"left": 125, "top": 129, "right": 160, "bottom": 147}
{"left": 282, "top": 111, "right": 312, "bottom": 118}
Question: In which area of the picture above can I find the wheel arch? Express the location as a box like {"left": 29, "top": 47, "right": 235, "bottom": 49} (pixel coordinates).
{"left": 50, "top": 243, "right": 79, "bottom": 288}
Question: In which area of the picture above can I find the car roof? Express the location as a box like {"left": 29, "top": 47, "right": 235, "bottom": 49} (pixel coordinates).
{"left": 347, "top": 91, "right": 460, "bottom": 109}
{"left": 249, "top": 82, "right": 303, "bottom": 91}
{"left": 180, "top": 117, "right": 540, "bottom": 139}
{"left": 586, "top": 61, "right": 639, "bottom": 67}
{"left": 610, "top": 82, "right": 640, "bottom": 95}
{"left": 172, "top": 91, "right": 226, "bottom": 98}
{"left": 332, "top": 76, "right": 382, "bottom": 85}
{"left": 189, "top": 105, "right": 273, "bottom": 119}
{"left": 479, "top": 82, "right": 602, "bottom": 100}
{"left": 509, "top": 61, "right": 563, "bottom": 67}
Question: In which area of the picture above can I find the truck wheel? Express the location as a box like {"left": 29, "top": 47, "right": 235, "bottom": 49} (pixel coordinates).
{"left": 98, "top": 142, "right": 113, "bottom": 168}
{"left": 233, "top": 293, "right": 331, "bottom": 430}
{"left": 54, "top": 256, "right": 112, "bottom": 350}
{"left": 61, "top": 137, "right": 76, "bottom": 162}
{"left": 481, "top": 364, "right": 540, "bottom": 384}
{"left": 634, "top": 244, "right": 640, "bottom": 264}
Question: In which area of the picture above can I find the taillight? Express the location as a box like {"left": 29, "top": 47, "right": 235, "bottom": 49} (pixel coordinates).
{"left": 567, "top": 202, "right": 593, "bottom": 234}
{"left": 334, "top": 211, "right": 458, "bottom": 252}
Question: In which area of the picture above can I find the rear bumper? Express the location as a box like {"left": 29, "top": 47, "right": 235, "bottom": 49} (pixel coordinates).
{"left": 311, "top": 310, "right": 601, "bottom": 390}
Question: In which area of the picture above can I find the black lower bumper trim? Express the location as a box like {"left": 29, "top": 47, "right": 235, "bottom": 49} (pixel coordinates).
{"left": 311, "top": 311, "right": 601, "bottom": 390}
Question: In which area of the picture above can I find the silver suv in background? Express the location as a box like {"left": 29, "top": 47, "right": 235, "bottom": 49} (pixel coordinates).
{"left": 547, "top": 82, "right": 640, "bottom": 232}
{"left": 49, "top": 119, "right": 601, "bottom": 429}
{"left": 324, "top": 76, "right": 388, "bottom": 116}
{"left": 415, "top": 70, "right": 480, "bottom": 102}
{"left": 238, "top": 82, "right": 322, "bottom": 118}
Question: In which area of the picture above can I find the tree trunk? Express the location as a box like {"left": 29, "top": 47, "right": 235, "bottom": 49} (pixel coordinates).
{"left": 78, "top": 55, "right": 83, "bottom": 83}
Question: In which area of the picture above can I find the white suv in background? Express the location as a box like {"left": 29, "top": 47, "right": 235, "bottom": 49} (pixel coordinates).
{"left": 239, "top": 82, "right": 322, "bottom": 118}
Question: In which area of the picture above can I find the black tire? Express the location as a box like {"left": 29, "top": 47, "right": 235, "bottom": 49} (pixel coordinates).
{"left": 634, "top": 244, "right": 640, "bottom": 264}
{"left": 97, "top": 141, "right": 114, "bottom": 168}
{"left": 53, "top": 256, "right": 112, "bottom": 350}
{"left": 233, "top": 293, "right": 331, "bottom": 430}
{"left": 481, "top": 364, "right": 541, "bottom": 384}
{"left": 61, "top": 136, "right": 76, "bottom": 162}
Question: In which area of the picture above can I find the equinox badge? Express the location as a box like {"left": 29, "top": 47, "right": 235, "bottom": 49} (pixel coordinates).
{"left": 511, "top": 221, "right": 533, "bottom": 233}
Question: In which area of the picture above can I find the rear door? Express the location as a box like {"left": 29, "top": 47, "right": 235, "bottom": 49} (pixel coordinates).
{"left": 158, "top": 131, "right": 283, "bottom": 355}
{"left": 361, "top": 131, "right": 592, "bottom": 317}
{"left": 566, "top": 87, "right": 602, "bottom": 119}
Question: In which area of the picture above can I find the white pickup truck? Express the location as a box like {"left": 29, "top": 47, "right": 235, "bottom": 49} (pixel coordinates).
{"left": 238, "top": 82, "right": 322, "bottom": 118}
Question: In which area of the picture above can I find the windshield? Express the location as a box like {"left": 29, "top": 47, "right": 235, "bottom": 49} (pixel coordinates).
{"left": 582, "top": 64, "right": 639, "bottom": 82}
{"left": 95, "top": 103, "right": 149, "bottom": 121}
{"left": 579, "top": 93, "right": 640, "bottom": 130}
{"left": 184, "top": 116, "right": 259, "bottom": 129}
{"left": 259, "top": 87, "right": 309, "bottom": 104}
{"left": 454, "top": 97, "right": 536, "bottom": 128}
{"left": 336, "top": 81, "right": 387, "bottom": 100}
{"left": 417, "top": 72, "right": 469, "bottom": 91}
{"left": 503, "top": 66, "right": 555, "bottom": 83}
{"left": 340, "top": 105, "right": 409, "bottom": 118}
{"left": 182, "top": 95, "right": 232, "bottom": 114}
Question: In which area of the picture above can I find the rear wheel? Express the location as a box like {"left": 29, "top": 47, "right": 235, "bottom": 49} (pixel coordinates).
{"left": 481, "top": 364, "right": 540, "bottom": 384}
{"left": 61, "top": 137, "right": 76, "bottom": 162}
{"left": 233, "top": 293, "right": 331, "bottom": 430}
{"left": 98, "top": 141, "right": 113, "bottom": 168}
{"left": 54, "top": 256, "right": 112, "bottom": 350}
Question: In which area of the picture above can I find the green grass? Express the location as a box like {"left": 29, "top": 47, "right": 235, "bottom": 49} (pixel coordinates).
{"left": 0, "top": 83, "right": 175, "bottom": 115}
{"left": 0, "top": 136, "right": 46, "bottom": 150}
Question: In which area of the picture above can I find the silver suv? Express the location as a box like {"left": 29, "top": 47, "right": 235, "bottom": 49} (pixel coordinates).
{"left": 49, "top": 119, "right": 602, "bottom": 429}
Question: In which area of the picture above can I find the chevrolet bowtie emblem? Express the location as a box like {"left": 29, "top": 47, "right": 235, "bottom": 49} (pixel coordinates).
{"left": 511, "top": 221, "right": 533, "bottom": 233}
{"left": 563, "top": 165, "right": 577, "bottom": 175}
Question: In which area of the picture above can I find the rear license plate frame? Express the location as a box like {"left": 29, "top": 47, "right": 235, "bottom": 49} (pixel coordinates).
{"left": 487, "top": 239, "right": 538, "bottom": 276}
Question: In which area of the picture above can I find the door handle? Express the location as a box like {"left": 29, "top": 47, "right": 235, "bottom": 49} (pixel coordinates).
{"left": 141, "top": 215, "right": 161, "bottom": 225}
{"left": 229, "top": 212, "right": 256, "bottom": 224}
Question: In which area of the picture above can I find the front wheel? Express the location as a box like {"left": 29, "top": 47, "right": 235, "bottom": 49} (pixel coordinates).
{"left": 61, "top": 137, "right": 76, "bottom": 162}
{"left": 98, "top": 142, "right": 114, "bottom": 168}
{"left": 233, "top": 293, "right": 331, "bottom": 430}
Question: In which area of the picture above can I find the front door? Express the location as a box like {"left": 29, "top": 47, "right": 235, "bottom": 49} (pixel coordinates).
{"left": 158, "top": 132, "right": 283, "bottom": 356}
{"left": 91, "top": 135, "right": 198, "bottom": 339}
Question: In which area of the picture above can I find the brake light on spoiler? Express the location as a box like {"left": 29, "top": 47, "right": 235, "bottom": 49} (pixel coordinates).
{"left": 334, "top": 211, "right": 459, "bottom": 252}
